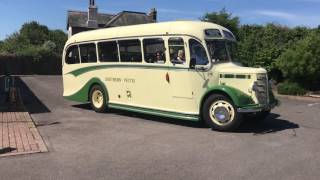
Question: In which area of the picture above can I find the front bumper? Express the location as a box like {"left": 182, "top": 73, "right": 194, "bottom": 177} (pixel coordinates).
{"left": 237, "top": 100, "right": 278, "bottom": 113}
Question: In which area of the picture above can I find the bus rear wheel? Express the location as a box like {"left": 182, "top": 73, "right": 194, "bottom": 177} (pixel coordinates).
{"left": 202, "top": 94, "right": 242, "bottom": 131}
{"left": 89, "top": 85, "right": 107, "bottom": 113}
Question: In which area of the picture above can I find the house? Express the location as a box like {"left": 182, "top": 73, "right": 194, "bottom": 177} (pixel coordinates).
{"left": 66, "top": 0, "right": 157, "bottom": 38}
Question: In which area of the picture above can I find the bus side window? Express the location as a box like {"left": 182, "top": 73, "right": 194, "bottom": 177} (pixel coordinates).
{"left": 79, "top": 43, "right": 97, "bottom": 63}
{"left": 143, "top": 38, "right": 166, "bottom": 64}
{"left": 65, "top": 45, "right": 80, "bottom": 64}
{"left": 189, "top": 39, "right": 209, "bottom": 66}
{"left": 119, "top": 40, "right": 142, "bottom": 63}
{"left": 168, "top": 37, "right": 185, "bottom": 64}
{"left": 98, "top": 41, "right": 119, "bottom": 62}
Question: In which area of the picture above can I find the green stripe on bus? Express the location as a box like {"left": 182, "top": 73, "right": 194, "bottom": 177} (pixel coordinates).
{"left": 108, "top": 103, "right": 199, "bottom": 121}
{"left": 201, "top": 85, "right": 255, "bottom": 108}
{"left": 67, "top": 64, "right": 190, "bottom": 77}
{"left": 64, "top": 77, "right": 108, "bottom": 103}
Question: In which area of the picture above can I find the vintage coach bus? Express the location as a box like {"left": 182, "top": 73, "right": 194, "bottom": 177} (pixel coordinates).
{"left": 62, "top": 21, "right": 277, "bottom": 131}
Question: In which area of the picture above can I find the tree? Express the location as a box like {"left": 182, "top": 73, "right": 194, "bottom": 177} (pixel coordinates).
{"left": 1, "top": 32, "right": 29, "bottom": 54}
{"left": 0, "top": 40, "right": 3, "bottom": 52}
{"left": 276, "top": 31, "right": 320, "bottom": 90}
{"left": 48, "top": 30, "right": 67, "bottom": 54}
{"left": 201, "top": 8, "right": 240, "bottom": 36}
{"left": 237, "top": 23, "right": 309, "bottom": 81}
{"left": 0, "top": 21, "right": 67, "bottom": 56}
{"left": 20, "top": 21, "right": 49, "bottom": 46}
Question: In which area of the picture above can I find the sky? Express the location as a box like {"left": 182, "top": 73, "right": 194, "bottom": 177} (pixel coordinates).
{"left": 0, "top": 0, "right": 319, "bottom": 40}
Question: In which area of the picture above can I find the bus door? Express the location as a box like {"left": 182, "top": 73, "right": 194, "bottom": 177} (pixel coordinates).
{"left": 139, "top": 38, "right": 172, "bottom": 110}
{"left": 167, "top": 37, "right": 194, "bottom": 112}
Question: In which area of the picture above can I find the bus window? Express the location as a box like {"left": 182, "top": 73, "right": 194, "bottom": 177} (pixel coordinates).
{"left": 98, "top": 41, "right": 119, "bottom": 62}
{"left": 143, "top": 38, "right": 166, "bottom": 64}
{"left": 79, "top": 43, "right": 97, "bottom": 63}
{"left": 65, "top": 45, "right": 80, "bottom": 64}
{"left": 119, "top": 40, "right": 142, "bottom": 63}
{"left": 189, "top": 39, "right": 209, "bottom": 66}
{"left": 168, "top": 37, "right": 185, "bottom": 64}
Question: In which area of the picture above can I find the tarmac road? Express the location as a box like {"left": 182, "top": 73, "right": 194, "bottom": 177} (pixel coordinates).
{"left": 0, "top": 76, "right": 319, "bottom": 180}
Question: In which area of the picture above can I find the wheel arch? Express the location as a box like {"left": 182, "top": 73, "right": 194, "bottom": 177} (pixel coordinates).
{"left": 87, "top": 78, "right": 109, "bottom": 102}
{"left": 199, "top": 85, "right": 255, "bottom": 116}
{"left": 64, "top": 77, "right": 108, "bottom": 103}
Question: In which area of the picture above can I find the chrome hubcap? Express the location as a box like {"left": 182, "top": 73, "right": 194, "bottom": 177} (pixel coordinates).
{"left": 209, "top": 100, "right": 235, "bottom": 126}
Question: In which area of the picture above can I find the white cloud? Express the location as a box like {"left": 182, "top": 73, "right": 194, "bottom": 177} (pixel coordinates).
{"left": 253, "top": 10, "right": 297, "bottom": 20}
{"left": 246, "top": 10, "right": 320, "bottom": 27}
{"left": 158, "top": 8, "right": 202, "bottom": 16}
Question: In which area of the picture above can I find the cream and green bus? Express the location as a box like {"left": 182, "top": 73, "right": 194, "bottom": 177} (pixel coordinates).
{"left": 62, "top": 21, "right": 277, "bottom": 131}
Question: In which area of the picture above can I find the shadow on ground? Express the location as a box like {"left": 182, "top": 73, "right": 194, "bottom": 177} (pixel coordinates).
{"left": 73, "top": 103, "right": 206, "bottom": 128}
{"left": 0, "top": 147, "right": 17, "bottom": 154}
{"left": 16, "top": 77, "right": 51, "bottom": 114}
{"left": 238, "top": 113, "right": 299, "bottom": 135}
{"left": 73, "top": 103, "right": 299, "bottom": 134}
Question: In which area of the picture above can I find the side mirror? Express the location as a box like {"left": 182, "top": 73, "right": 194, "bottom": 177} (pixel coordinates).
{"left": 190, "top": 58, "right": 196, "bottom": 69}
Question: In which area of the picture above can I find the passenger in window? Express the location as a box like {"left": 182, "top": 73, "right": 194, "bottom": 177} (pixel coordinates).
{"left": 177, "top": 50, "right": 185, "bottom": 63}
{"left": 156, "top": 51, "right": 165, "bottom": 63}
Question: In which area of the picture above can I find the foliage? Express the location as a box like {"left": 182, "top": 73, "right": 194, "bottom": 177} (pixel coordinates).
{"left": 200, "top": 9, "right": 319, "bottom": 90}
{"left": 237, "top": 24, "right": 309, "bottom": 81}
{"left": 42, "top": 41, "right": 56, "bottom": 51}
{"left": 277, "top": 82, "right": 307, "bottom": 96}
{"left": 0, "top": 21, "right": 67, "bottom": 58}
{"left": 20, "top": 21, "right": 50, "bottom": 46}
{"left": 276, "top": 31, "right": 320, "bottom": 90}
{"left": 1, "top": 32, "right": 29, "bottom": 54}
{"left": 48, "top": 30, "right": 68, "bottom": 54}
{"left": 201, "top": 8, "right": 240, "bottom": 36}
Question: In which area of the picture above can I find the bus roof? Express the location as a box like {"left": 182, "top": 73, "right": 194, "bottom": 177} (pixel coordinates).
{"left": 66, "top": 21, "right": 235, "bottom": 45}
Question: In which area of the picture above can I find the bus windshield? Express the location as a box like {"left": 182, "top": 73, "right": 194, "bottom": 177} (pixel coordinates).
{"left": 206, "top": 40, "right": 238, "bottom": 63}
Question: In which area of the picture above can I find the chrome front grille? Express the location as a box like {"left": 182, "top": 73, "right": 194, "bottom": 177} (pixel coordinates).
{"left": 255, "top": 74, "right": 269, "bottom": 105}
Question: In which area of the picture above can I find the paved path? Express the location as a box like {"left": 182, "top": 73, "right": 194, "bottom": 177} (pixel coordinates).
{"left": 0, "top": 76, "right": 319, "bottom": 180}
{"left": 0, "top": 112, "right": 47, "bottom": 157}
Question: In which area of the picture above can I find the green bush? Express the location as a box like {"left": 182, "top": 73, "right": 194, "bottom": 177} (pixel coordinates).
{"left": 277, "top": 82, "right": 307, "bottom": 96}
{"left": 276, "top": 31, "right": 320, "bottom": 90}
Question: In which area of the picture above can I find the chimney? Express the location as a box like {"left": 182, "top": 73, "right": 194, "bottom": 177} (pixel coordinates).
{"left": 87, "top": 0, "right": 98, "bottom": 28}
{"left": 148, "top": 8, "right": 157, "bottom": 22}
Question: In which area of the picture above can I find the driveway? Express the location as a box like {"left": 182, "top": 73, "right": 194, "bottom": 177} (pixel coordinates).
{"left": 0, "top": 76, "right": 319, "bottom": 180}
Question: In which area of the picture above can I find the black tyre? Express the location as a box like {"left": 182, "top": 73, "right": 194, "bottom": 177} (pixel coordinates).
{"left": 89, "top": 85, "right": 107, "bottom": 113}
{"left": 202, "top": 94, "right": 242, "bottom": 131}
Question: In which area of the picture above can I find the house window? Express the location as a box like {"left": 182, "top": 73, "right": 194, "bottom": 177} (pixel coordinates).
{"left": 79, "top": 43, "right": 97, "bottom": 63}
{"left": 65, "top": 45, "right": 80, "bottom": 64}
{"left": 143, "top": 38, "right": 166, "bottom": 64}
{"left": 118, "top": 40, "right": 142, "bottom": 63}
{"left": 98, "top": 41, "right": 119, "bottom": 62}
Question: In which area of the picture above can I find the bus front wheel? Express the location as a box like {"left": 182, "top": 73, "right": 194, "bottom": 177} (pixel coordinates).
{"left": 89, "top": 85, "right": 107, "bottom": 113}
{"left": 202, "top": 94, "right": 242, "bottom": 131}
